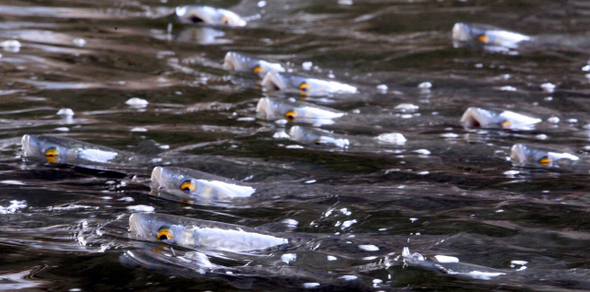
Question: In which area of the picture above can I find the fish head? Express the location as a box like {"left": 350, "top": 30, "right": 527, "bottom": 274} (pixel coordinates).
{"left": 460, "top": 107, "right": 499, "bottom": 128}
{"left": 288, "top": 126, "right": 320, "bottom": 144}
{"left": 256, "top": 97, "right": 292, "bottom": 120}
{"left": 151, "top": 167, "right": 255, "bottom": 203}
{"left": 21, "top": 134, "right": 70, "bottom": 164}
{"left": 288, "top": 126, "right": 349, "bottom": 147}
{"left": 261, "top": 72, "right": 288, "bottom": 91}
{"left": 129, "top": 213, "right": 184, "bottom": 245}
{"left": 510, "top": 144, "right": 579, "bottom": 167}
{"left": 175, "top": 5, "right": 246, "bottom": 27}
{"left": 151, "top": 166, "right": 193, "bottom": 195}
{"left": 223, "top": 52, "right": 254, "bottom": 72}
{"left": 461, "top": 107, "right": 539, "bottom": 129}
{"left": 452, "top": 23, "right": 474, "bottom": 42}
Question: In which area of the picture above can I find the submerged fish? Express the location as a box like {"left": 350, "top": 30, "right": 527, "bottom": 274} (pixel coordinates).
{"left": 261, "top": 72, "right": 357, "bottom": 95}
{"left": 452, "top": 22, "right": 590, "bottom": 53}
{"left": 452, "top": 23, "right": 531, "bottom": 49}
{"left": 510, "top": 143, "right": 580, "bottom": 168}
{"left": 151, "top": 166, "right": 255, "bottom": 204}
{"left": 256, "top": 97, "right": 345, "bottom": 125}
{"left": 288, "top": 125, "right": 407, "bottom": 149}
{"left": 223, "top": 52, "right": 285, "bottom": 76}
{"left": 175, "top": 5, "right": 247, "bottom": 27}
{"left": 460, "top": 107, "right": 541, "bottom": 130}
{"left": 21, "top": 134, "right": 138, "bottom": 165}
{"left": 129, "top": 213, "right": 289, "bottom": 252}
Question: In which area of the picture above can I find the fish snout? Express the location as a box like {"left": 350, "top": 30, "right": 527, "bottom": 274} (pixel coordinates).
{"left": 510, "top": 144, "right": 528, "bottom": 165}
{"left": 261, "top": 72, "right": 286, "bottom": 91}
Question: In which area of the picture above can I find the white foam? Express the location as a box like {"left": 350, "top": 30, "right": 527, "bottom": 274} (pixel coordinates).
{"left": 358, "top": 244, "right": 379, "bottom": 251}
{"left": 127, "top": 205, "right": 154, "bottom": 212}
{"left": 434, "top": 255, "right": 459, "bottom": 263}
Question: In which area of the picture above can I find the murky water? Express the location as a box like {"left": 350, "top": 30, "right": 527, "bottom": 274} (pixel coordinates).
{"left": 2, "top": 0, "right": 590, "bottom": 291}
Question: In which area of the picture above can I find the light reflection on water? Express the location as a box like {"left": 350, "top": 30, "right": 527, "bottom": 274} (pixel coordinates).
{"left": 1, "top": 0, "right": 590, "bottom": 291}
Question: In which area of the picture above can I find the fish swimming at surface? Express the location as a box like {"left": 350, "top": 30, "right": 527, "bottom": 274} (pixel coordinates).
{"left": 256, "top": 97, "right": 345, "bottom": 125}
{"left": 510, "top": 143, "right": 580, "bottom": 168}
{"left": 261, "top": 71, "right": 357, "bottom": 96}
{"left": 174, "top": 5, "right": 247, "bottom": 27}
{"left": 460, "top": 107, "right": 542, "bottom": 130}
{"left": 129, "top": 213, "right": 289, "bottom": 252}
{"left": 150, "top": 166, "right": 255, "bottom": 205}
{"left": 223, "top": 52, "right": 285, "bottom": 76}
{"left": 452, "top": 23, "right": 531, "bottom": 50}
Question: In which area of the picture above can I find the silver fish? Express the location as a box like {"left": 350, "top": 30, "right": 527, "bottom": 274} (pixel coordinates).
{"left": 288, "top": 125, "right": 407, "bottom": 148}
{"left": 21, "top": 134, "right": 137, "bottom": 165}
{"left": 151, "top": 166, "right": 255, "bottom": 204}
{"left": 452, "top": 23, "right": 531, "bottom": 49}
{"left": 223, "top": 52, "right": 285, "bottom": 76}
{"left": 129, "top": 213, "right": 289, "bottom": 252}
{"left": 256, "top": 97, "right": 345, "bottom": 125}
{"left": 261, "top": 72, "right": 357, "bottom": 95}
{"left": 510, "top": 143, "right": 579, "bottom": 168}
{"left": 175, "top": 5, "right": 246, "bottom": 27}
{"left": 460, "top": 107, "right": 541, "bottom": 130}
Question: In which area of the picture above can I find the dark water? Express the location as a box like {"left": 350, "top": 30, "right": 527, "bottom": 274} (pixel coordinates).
{"left": 2, "top": 0, "right": 590, "bottom": 291}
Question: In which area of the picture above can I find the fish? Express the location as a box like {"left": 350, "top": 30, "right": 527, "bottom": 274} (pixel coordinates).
{"left": 150, "top": 166, "right": 255, "bottom": 205}
{"left": 256, "top": 97, "right": 345, "bottom": 125}
{"left": 452, "top": 23, "right": 531, "bottom": 49}
{"left": 288, "top": 125, "right": 407, "bottom": 149}
{"left": 510, "top": 143, "right": 580, "bottom": 168}
{"left": 129, "top": 213, "right": 289, "bottom": 252}
{"left": 21, "top": 134, "right": 140, "bottom": 165}
{"left": 460, "top": 107, "right": 542, "bottom": 130}
{"left": 223, "top": 52, "right": 285, "bottom": 76}
{"left": 174, "top": 5, "right": 247, "bottom": 27}
{"left": 261, "top": 72, "right": 357, "bottom": 95}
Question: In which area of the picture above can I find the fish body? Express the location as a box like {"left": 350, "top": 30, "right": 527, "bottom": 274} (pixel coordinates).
{"left": 510, "top": 143, "right": 580, "bottom": 168}
{"left": 21, "top": 134, "right": 139, "bottom": 165}
{"left": 223, "top": 52, "right": 285, "bottom": 76}
{"left": 452, "top": 23, "right": 531, "bottom": 49}
{"left": 151, "top": 166, "right": 255, "bottom": 204}
{"left": 460, "top": 107, "right": 541, "bottom": 130}
{"left": 129, "top": 213, "right": 289, "bottom": 252}
{"left": 175, "top": 5, "right": 246, "bottom": 27}
{"left": 261, "top": 72, "right": 357, "bottom": 95}
{"left": 256, "top": 97, "right": 345, "bottom": 125}
{"left": 288, "top": 126, "right": 407, "bottom": 149}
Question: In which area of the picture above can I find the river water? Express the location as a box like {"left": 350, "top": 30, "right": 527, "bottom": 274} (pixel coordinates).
{"left": 1, "top": 0, "right": 590, "bottom": 291}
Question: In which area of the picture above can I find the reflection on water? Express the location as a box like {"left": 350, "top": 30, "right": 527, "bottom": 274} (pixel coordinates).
{"left": 1, "top": 0, "right": 590, "bottom": 291}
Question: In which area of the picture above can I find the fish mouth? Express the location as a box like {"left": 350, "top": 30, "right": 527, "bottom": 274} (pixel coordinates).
{"left": 510, "top": 143, "right": 528, "bottom": 165}
{"left": 460, "top": 107, "right": 486, "bottom": 127}
{"left": 452, "top": 23, "right": 472, "bottom": 42}
{"left": 261, "top": 72, "right": 286, "bottom": 91}
{"left": 175, "top": 6, "right": 207, "bottom": 24}
{"left": 223, "top": 52, "right": 238, "bottom": 71}
{"left": 288, "top": 126, "right": 304, "bottom": 141}
{"left": 128, "top": 213, "right": 150, "bottom": 240}
{"left": 150, "top": 166, "right": 164, "bottom": 189}
{"left": 256, "top": 97, "right": 276, "bottom": 119}
{"left": 21, "top": 134, "right": 32, "bottom": 157}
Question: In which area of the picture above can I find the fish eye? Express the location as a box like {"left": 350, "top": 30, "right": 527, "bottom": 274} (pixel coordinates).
{"left": 180, "top": 180, "right": 196, "bottom": 193}
{"left": 44, "top": 147, "right": 59, "bottom": 163}
{"left": 157, "top": 226, "right": 173, "bottom": 241}
{"left": 252, "top": 65, "right": 265, "bottom": 74}
{"left": 477, "top": 35, "right": 490, "bottom": 43}
{"left": 500, "top": 120, "right": 512, "bottom": 128}
{"left": 221, "top": 16, "right": 230, "bottom": 25}
{"left": 313, "top": 140, "right": 324, "bottom": 145}
{"left": 285, "top": 110, "right": 297, "bottom": 122}
{"left": 538, "top": 156, "right": 551, "bottom": 166}
{"left": 298, "top": 82, "right": 311, "bottom": 94}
